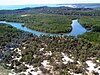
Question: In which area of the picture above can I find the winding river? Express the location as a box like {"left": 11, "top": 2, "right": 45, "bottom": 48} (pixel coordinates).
{"left": 0, "top": 19, "right": 86, "bottom": 36}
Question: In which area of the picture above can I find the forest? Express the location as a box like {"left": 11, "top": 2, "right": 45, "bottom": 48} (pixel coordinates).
{"left": 0, "top": 7, "right": 100, "bottom": 33}
{"left": 0, "top": 6, "right": 100, "bottom": 75}
{"left": 0, "top": 23, "right": 100, "bottom": 75}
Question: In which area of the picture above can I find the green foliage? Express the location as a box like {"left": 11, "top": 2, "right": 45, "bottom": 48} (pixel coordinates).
{"left": 92, "top": 25, "right": 100, "bottom": 32}
{"left": 0, "top": 7, "right": 100, "bottom": 75}
{"left": 0, "top": 14, "right": 73, "bottom": 33}
{"left": 78, "top": 32, "right": 100, "bottom": 43}
{"left": 78, "top": 16, "right": 100, "bottom": 30}
{"left": 0, "top": 23, "right": 20, "bottom": 34}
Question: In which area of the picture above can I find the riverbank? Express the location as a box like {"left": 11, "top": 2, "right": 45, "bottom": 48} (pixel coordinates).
{"left": 78, "top": 16, "right": 100, "bottom": 31}
{"left": 0, "top": 14, "right": 73, "bottom": 34}
{"left": 0, "top": 19, "right": 87, "bottom": 37}
{"left": 0, "top": 23, "right": 100, "bottom": 75}
{"left": 0, "top": 7, "right": 100, "bottom": 75}
{"left": 78, "top": 16, "right": 100, "bottom": 44}
{"left": 0, "top": 7, "right": 100, "bottom": 34}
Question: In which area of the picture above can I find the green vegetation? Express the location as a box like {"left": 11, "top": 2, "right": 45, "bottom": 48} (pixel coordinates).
{"left": 0, "top": 7, "right": 100, "bottom": 75}
{"left": 0, "top": 23, "right": 20, "bottom": 34}
{"left": 0, "top": 7, "right": 100, "bottom": 34}
{"left": 0, "top": 23, "right": 21, "bottom": 46}
{"left": 79, "top": 16, "right": 100, "bottom": 30}
{"left": 78, "top": 32, "right": 100, "bottom": 44}
{"left": 0, "top": 24, "right": 21, "bottom": 75}
{"left": 0, "top": 64, "right": 10, "bottom": 75}
{"left": 78, "top": 16, "right": 100, "bottom": 44}
{"left": 0, "top": 23, "right": 100, "bottom": 75}
{"left": 2, "top": 35, "right": 100, "bottom": 74}
{"left": 0, "top": 14, "right": 74, "bottom": 33}
{"left": 24, "top": 14, "right": 72, "bottom": 33}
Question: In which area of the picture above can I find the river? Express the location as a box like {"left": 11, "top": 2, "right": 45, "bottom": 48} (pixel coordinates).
{"left": 0, "top": 19, "right": 86, "bottom": 36}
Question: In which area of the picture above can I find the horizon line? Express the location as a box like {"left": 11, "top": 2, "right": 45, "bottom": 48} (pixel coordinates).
{"left": 0, "top": 3, "right": 100, "bottom": 6}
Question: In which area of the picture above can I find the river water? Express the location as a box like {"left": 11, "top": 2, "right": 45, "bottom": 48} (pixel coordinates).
{"left": 0, "top": 19, "right": 86, "bottom": 36}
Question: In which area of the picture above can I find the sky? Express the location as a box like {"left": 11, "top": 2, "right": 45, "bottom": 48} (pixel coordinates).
{"left": 0, "top": 0, "right": 100, "bottom": 5}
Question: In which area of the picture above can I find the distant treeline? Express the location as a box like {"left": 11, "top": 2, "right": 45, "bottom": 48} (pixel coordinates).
{"left": 0, "top": 7, "right": 100, "bottom": 16}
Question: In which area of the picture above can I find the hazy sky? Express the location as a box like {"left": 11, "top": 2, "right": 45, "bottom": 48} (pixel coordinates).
{"left": 0, "top": 0, "right": 100, "bottom": 5}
